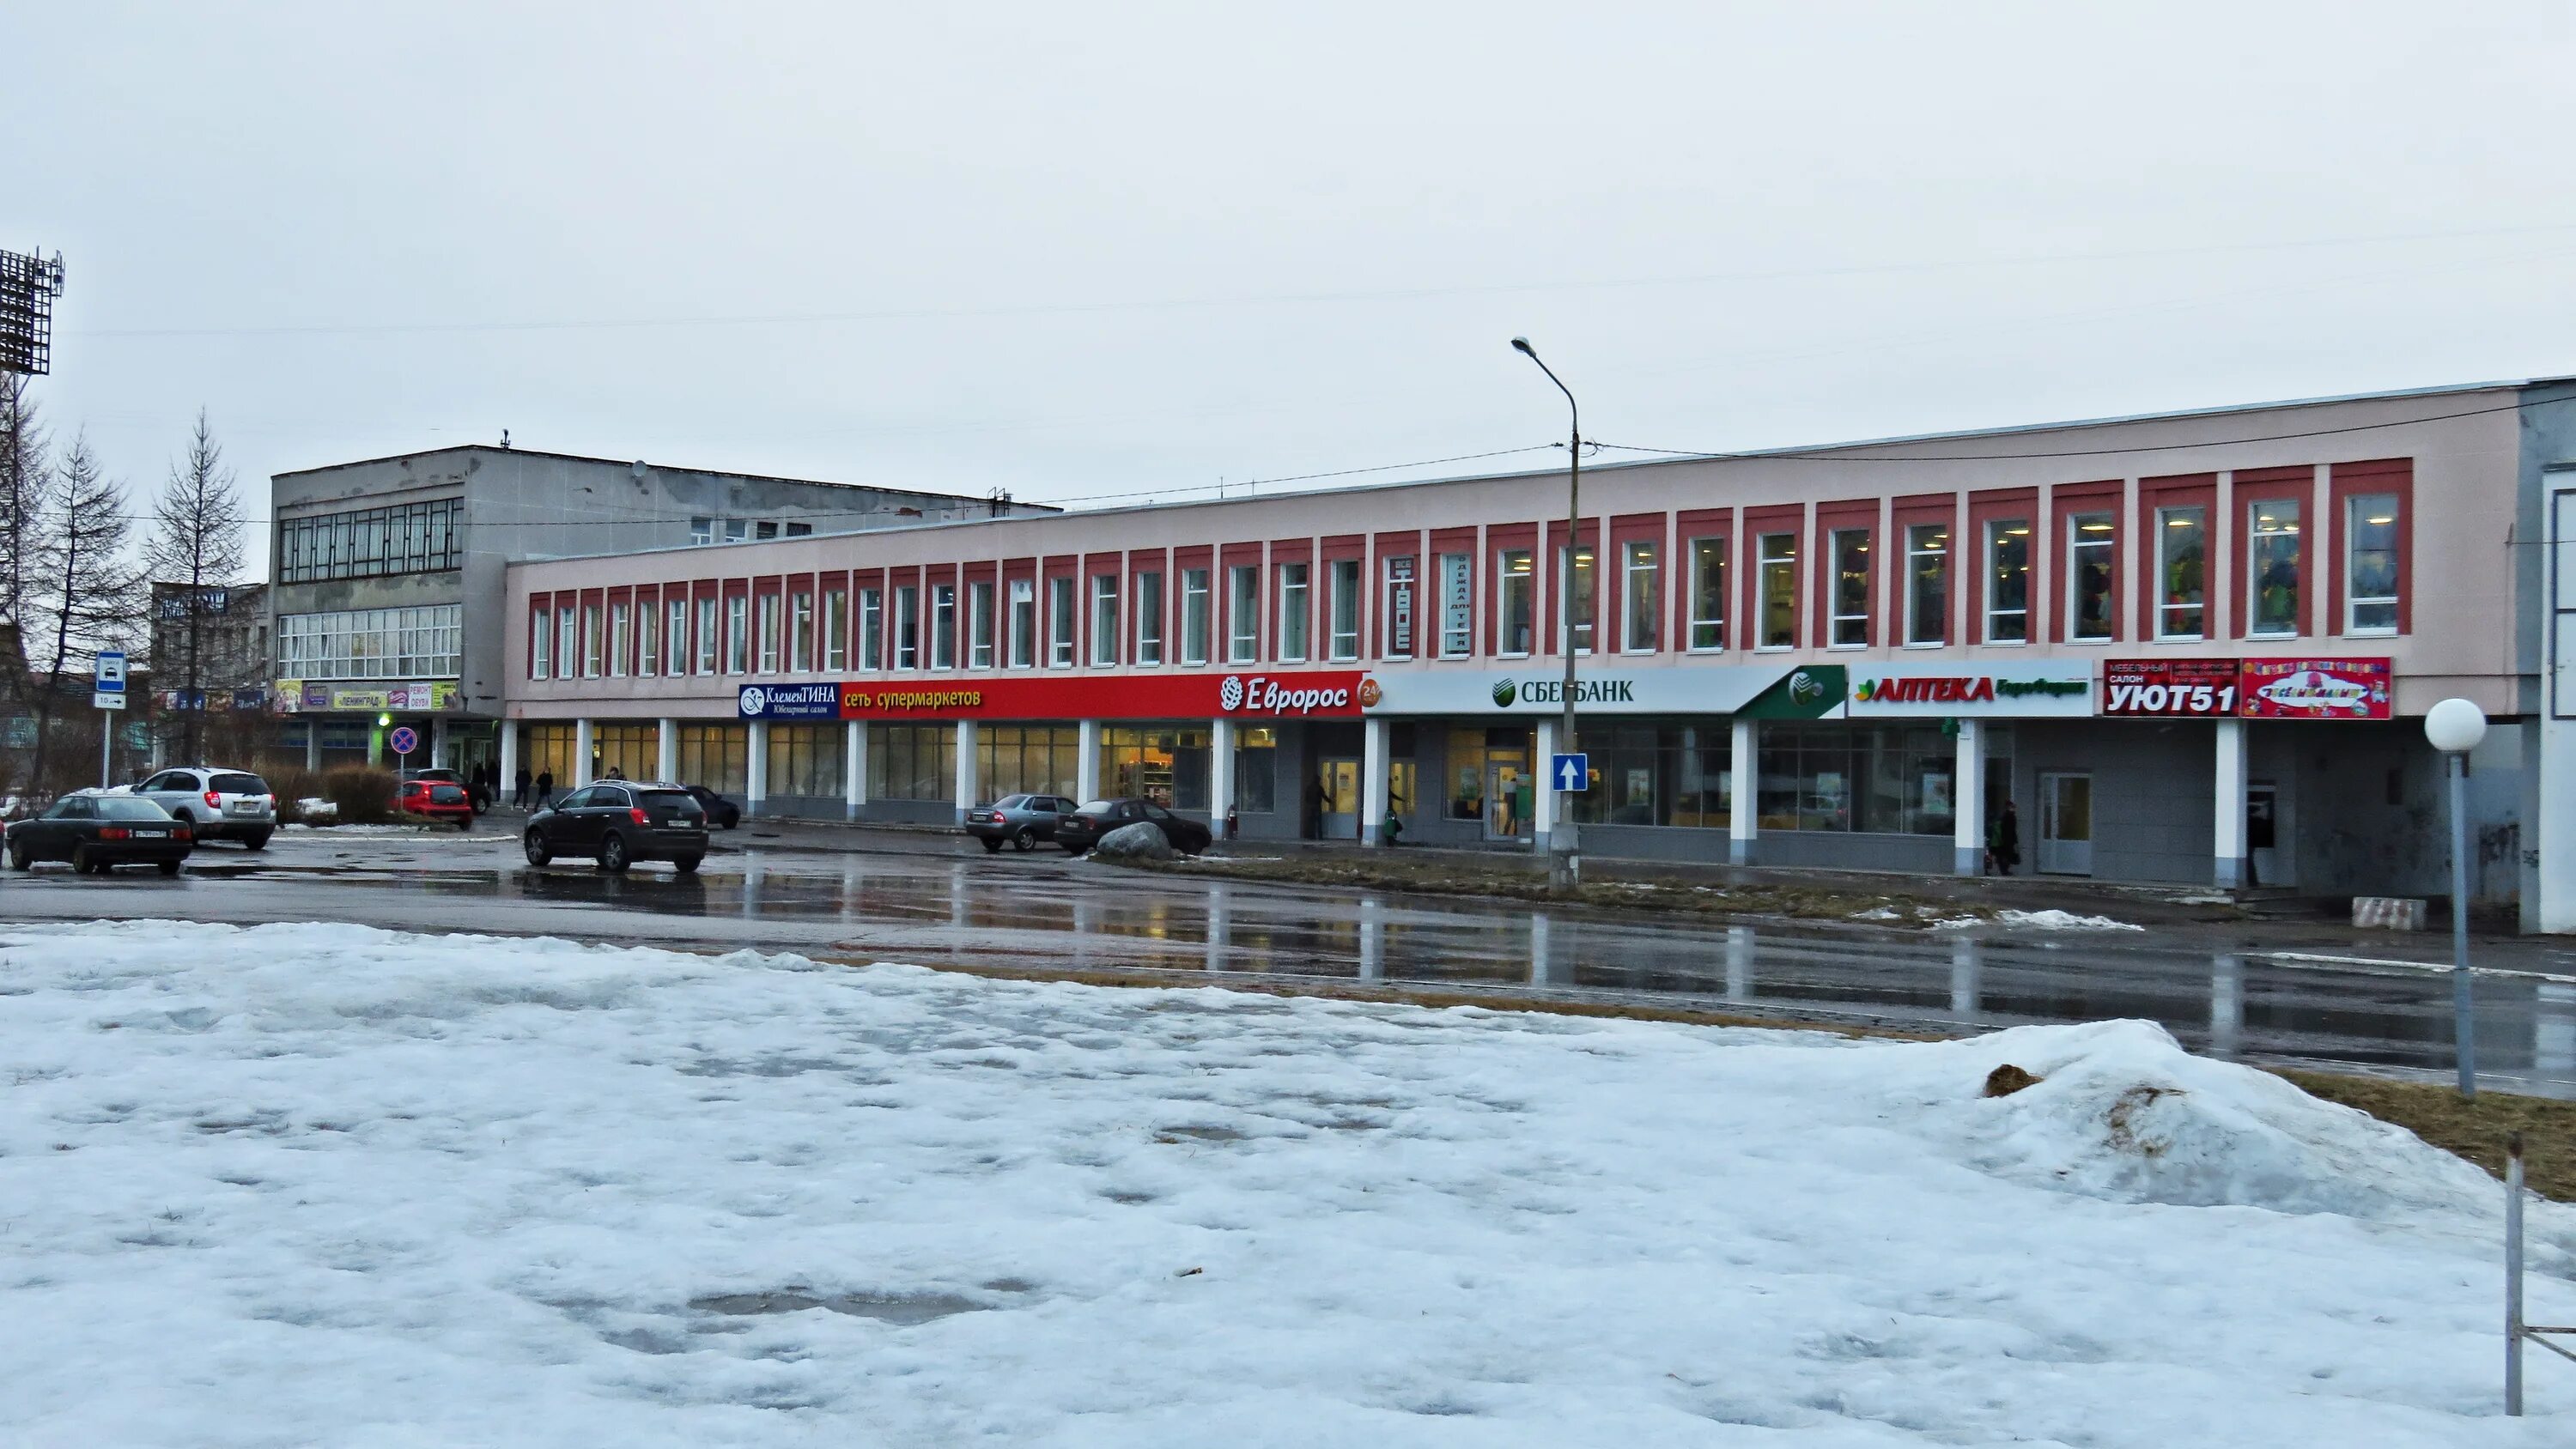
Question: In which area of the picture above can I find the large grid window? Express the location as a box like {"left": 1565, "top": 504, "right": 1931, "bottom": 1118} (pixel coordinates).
{"left": 2346, "top": 493, "right": 2401, "bottom": 634}
{"left": 1755, "top": 724, "right": 1998, "bottom": 836}
{"left": 1552, "top": 720, "right": 1732, "bottom": 829}
{"left": 281, "top": 604, "right": 463, "bottom": 680}
{"left": 1099, "top": 724, "right": 1212, "bottom": 809}
{"left": 866, "top": 724, "right": 957, "bottom": 801}
{"left": 765, "top": 724, "right": 844, "bottom": 798}
{"left": 677, "top": 724, "right": 747, "bottom": 794}
{"left": 978, "top": 724, "right": 1082, "bottom": 802}
{"left": 1688, "top": 537, "right": 1726, "bottom": 651}
{"left": 278, "top": 498, "right": 463, "bottom": 584}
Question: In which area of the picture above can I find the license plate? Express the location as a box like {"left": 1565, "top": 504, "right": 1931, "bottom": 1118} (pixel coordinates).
{"left": 132, "top": 829, "right": 167, "bottom": 838}
{"left": 228, "top": 802, "right": 258, "bottom": 814}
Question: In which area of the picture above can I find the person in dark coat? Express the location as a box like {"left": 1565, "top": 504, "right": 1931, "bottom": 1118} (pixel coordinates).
{"left": 536, "top": 769, "right": 556, "bottom": 809}
{"left": 513, "top": 767, "right": 532, "bottom": 809}
{"left": 1989, "top": 799, "right": 2021, "bottom": 876}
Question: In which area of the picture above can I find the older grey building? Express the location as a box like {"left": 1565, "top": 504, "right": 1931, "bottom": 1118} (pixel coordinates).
{"left": 268, "top": 445, "right": 1045, "bottom": 776}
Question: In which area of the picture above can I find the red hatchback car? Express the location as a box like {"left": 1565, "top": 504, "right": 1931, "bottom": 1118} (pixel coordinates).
{"left": 392, "top": 779, "right": 477, "bottom": 831}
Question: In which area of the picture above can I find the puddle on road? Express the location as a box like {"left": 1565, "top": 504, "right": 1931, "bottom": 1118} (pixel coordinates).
{"left": 688, "top": 1289, "right": 988, "bottom": 1325}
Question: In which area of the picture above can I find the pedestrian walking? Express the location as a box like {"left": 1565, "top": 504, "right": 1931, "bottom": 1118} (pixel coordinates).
{"left": 536, "top": 769, "right": 555, "bottom": 809}
{"left": 1988, "top": 799, "right": 2020, "bottom": 876}
{"left": 513, "top": 767, "right": 531, "bottom": 809}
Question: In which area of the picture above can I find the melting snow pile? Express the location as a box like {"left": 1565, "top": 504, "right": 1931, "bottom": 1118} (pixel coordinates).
{"left": 1939, "top": 907, "right": 2145, "bottom": 931}
{"left": 0, "top": 921, "right": 2565, "bottom": 1446}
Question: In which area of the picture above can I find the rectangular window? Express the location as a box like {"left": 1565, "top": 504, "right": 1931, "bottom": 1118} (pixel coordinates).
{"left": 1498, "top": 549, "right": 1534, "bottom": 654}
{"left": 667, "top": 598, "right": 690, "bottom": 677}
{"left": 859, "top": 587, "right": 884, "bottom": 670}
{"left": 556, "top": 607, "right": 575, "bottom": 680}
{"left": 1383, "top": 555, "right": 1417, "bottom": 659}
{"left": 690, "top": 517, "right": 714, "bottom": 546}
{"left": 1008, "top": 579, "right": 1036, "bottom": 668}
{"left": 2068, "top": 512, "right": 2115, "bottom": 641}
{"left": 933, "top": 583, "right": 957, "bottom": 669}
{"left": 791, "top": 589, "right": 815, "bottom": 671}
{"left": 725, "top": 595, "right": 750, "bottom": 674}
{"left": 1559, "top": 543, "right": 1596, "bottom": 653}
{"left": 2247, "top": 498, "right": 2300, "bottom": 638}
{"left": 1759, "top": 533, "right": 1797, "bottom": 649}
{"left": 1904, "top": 524, "right": 1949, "bottom": 646}
{"left": 822, "top": 586, "right": 848, "bottom": 671}
{"left": 1091, "top": 574, "right": 1121, "bottom": 666}
{"left": 756, "top": 521, "right": 779, "bottom": 541}
{"left": 1226, "top": 565, "right": 1259, "bottom": 663}
{"left": 2156, "top": 505, "right": 2207, "bottom": 640}
{"left": 277, "top": 604, "right": 465, "bottom": 680}
{"left": 608, "top": 600, "right": 630, "bottom": 677}
{"left": 756, "top": 593, "right": 782, "bottom": 673}
{"left": 695, "top": 597, "right": 718, "bottom": 675}
{"left": 580, "top": 602, "right": 603, "bottom": 676}
{"left": 1438, "top": 553, "right": 1472, "bottom": 658}
{"left": 895, "top": 585, "right": 920, "bottom": 669}
{"left": 1985, "top": 519, "right": 2030, "bottom": 644}
{"left": 722, "top": 519, "right": 746, "bottom": 543}
{"left": 1620, "top": 541, "right": 1657, "bottom": 652}
{"left": 1688, "top": 537, "right": 1727, "bottom": 651}
{"left": 969, "top": 579, "right": 995, "bottom": 667}
{"left": 1181, "top": 568, "right": 1210, "bottom": 665}
{"left": 2346, "top": 493, "right": 2400, "bottom": 633}
{"left": 1278, "top": 561, "right": 1310, "bottom": 662}
{"left": 1135, "top": 570, "right": 1163, "bottom": 665}
{"left": 786, "top": 522, "right": 812, "bottom": 538}
{"left": 530, "top": 606, "right": 551, "bottom": 679}
{"left": 1327, "top": 558, "right": 1360, "bottom": 661}
{"left": 1048, "top": 576, "right": 1076, "bottom": 666}
{"left": 1829, "top": 529, "right": 1870, "bottom": 647}
{"left": 638, "top": 597, "right": 659, "bottom": 676}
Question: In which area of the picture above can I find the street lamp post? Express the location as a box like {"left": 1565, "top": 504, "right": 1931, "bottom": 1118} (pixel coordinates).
{"left": 2424, "top": 697, "right": 2488, "bottom": 1098}
{"left": 1511, "top": 336, "right": 1582, "bottom": 893}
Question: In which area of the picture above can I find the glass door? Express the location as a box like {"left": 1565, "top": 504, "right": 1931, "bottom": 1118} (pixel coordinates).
{"left": 1315, "top": 759, "right": 1359, "bottom": 840}
{"left": 2037, "top": 771, "right": 2093, "bottom": 876}
{"left": 1486, "top": 761, "right": 1529, "bottom": 842}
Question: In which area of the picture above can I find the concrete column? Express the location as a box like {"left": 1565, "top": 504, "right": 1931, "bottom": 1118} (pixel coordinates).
{"left": 305, "top": 719, "right": 322, "bottom": 772}
{"left": 573, "top": 718, "right": 595, "bottom": 787}
{"left": 496, "top": 720, "right": 517, "bottom": 802}
{"left": 1728, "top": 716, "right": 1756, "bottom": 867}
{"left": 2214, "top": 717, "right": 2248, "bottom": 889}
{"left": 844, "top": 721, "right": 866, "bottom": 821}
{"left": 745, "top": 721, "right": 769, "bottom": 816}
{"left": 430, "top": 714, "right": 449, "bottom": 770}
{"left": 1210, "top": 717, "right": 1236, "bottom": 835}
{"left": 1360, "top": 716, "right": 1390, "bottom": 847}
{"left": 656, "top": 718, "right": 678, "bottom": 783}
{"left": 1953, "top": 717, "right": 1985, "bottom": 876}
{"left": 954, "top": 718, "right": 980, "bottom": 825}
{"left": 1532, "top": 718, "right": 1558, "bottom": 852}
{"left": 1077, "top": 718, "right": 1102, "bottom": 801}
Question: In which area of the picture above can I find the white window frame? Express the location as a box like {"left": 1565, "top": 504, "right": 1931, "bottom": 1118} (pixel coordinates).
{"left": 694, "top": 597, "right": 718, "bottom": 676}
{"left": 531, "top": 607, "right": 551, "bottom": 679}
{"left": 895, "top": 585, "right": 920, "bottom": 670}
{"left": 608, "top": 599, "right": 629, "bottom": 677}
{"left": 1902, "top": 523, "right": 1949, "bottom": 647}
{"left": 1498, "top": 549, "right": 1534, "bottom": 657}
{"left": 756, "top": 592, "right": 782, "bottom": 674}
{"left": 1558, "top": 543, "right": 1596, "bottom": 655}
{"left": 2155, "top": 504, "right": 2208, "bottom": 641}
{"left": 1826, "top": 528, "right": 1869, "bottom": 649}
{"left": 791, "top": 588, "right": 815, "bottom": 672}
{"left": 580, "top": 602, "right": 602, "bottom": 677}
{"left": 1091, "top": 574, "right": 1121, "bottom": 667}
{"left": 1135, "top": 570, "right": 1163, "bottom": 665}
{"left": 638, "top": 597, "right": 659, "bottom": 676}
{"left": 1756, "top": 533, "right": 1797, "bottom": 652}
{"left": 859, "top": 586, "right": 884, "bottom": 672}
{"left": 2245, "top": 497, "right": 2301, "bottom": 640}
{"left": 1686, "top": 537, "right": 1727, "bottom": 652}
{"left": 1226, "top": 565, "right": 1259, "bottom": 664}
{"left": 1048, "top": 576, "right": 1076, "bottom": 667}
{"left": 1276, "top": 561, "right": 1310, "bottom": 663}
{"left": 823, "top": 586, "right": 848, "bottom": 672}
{"left": 2067, "top": 512, "right": 2115, "bottom": 643}
{"left": 932, "top": 582, "right": 957, "bottom": 670}
{"left": 2345, "top": 493, "right": 2401, "bottom": 635}
{"left": 557, "top": 606, "right": 576, "bottom": 680}
{"left": 1181, "top": 568, "right": 1211, "bottom": 666}
{"left": 1327, "top": 558, "right": 1361, "bottom": 662}
{"left": 1008, "top": 579, "right": 1036, "bottom": 669}
{"left": 1619, "top": 540, "right": 1656, "bottom": 654}
{"left": 724, "top": 595, "right": 749, "bottom": 675}
{"left": 1984, "top": 518, "right": 2031, "bottom": 646}
{"left": 969, "top": 579, "right": 995, "bottom": 668}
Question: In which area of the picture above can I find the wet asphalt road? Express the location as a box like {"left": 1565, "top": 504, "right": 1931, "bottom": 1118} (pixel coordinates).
{"left": 7, "top": 827, "right": 2573, "bottom": 1097}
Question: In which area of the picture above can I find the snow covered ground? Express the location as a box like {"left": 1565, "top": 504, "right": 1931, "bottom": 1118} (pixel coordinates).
{"left": 1, "top": 921, "right": 2566, "bottom": 1446}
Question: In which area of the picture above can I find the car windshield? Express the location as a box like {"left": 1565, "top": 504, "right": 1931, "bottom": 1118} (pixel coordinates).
{"left": 100, "top": 798, "right": 173, "bottom": 821}
{"left": 210, "top": 773, "right": 266, "bottom": 794}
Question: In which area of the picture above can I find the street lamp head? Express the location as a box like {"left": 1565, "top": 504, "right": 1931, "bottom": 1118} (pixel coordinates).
{"left": 1510, "top": 336, "right": 1535, "bottom": 357}
{"left": 2424, "top": 697, "right": 2488, "bottom": 754}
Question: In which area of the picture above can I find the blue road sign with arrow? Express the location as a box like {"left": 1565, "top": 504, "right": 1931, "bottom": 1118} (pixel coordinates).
{"left": 1552, "top": 752, "right": 1589, "bottom": 792}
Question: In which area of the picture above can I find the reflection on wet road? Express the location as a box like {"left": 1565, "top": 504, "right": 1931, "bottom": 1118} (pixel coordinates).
{"left": 16, "top": 842, "right": 2576, "bottom": 1098}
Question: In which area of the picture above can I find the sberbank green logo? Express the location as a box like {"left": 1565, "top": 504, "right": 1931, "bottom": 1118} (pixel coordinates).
{"left": 1492, "top": 678, "right": 1517, "bottom": 707}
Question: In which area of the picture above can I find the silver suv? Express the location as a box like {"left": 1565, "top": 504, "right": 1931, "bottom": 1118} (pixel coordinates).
{"left": 124, "top": 767, "right": 276, "bottom": 849}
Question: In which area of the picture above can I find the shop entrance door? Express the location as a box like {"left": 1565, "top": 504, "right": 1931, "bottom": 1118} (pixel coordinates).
{"left": 2037, "top": 772, "right": 2093, "bottom": 876}
{"left": 1485, "top": 761, "right": 1530, "bottom": 842}
{"left": 1315, "top": 759, "right": 1359, "bottom": 840}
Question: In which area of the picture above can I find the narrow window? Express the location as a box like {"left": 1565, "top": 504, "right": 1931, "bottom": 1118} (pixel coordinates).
{"left": 1008, "top": 579, "right": 1035, "bottom": 667}
{"left": 1558, "top": 542, "right": 1595, "bottom": 653}
{"left": 823, "top": 585, "right": 848, "bottom": 671}
{"left": 1985, "top": 518, "right": 2030, "bottom": 643}
{"left": 1182, "top": 568, "right": 1211, "bottom": 665}
{"left": 1758, "top": 533, "right": 1797, "bottom": 649}
{"left": 895, "top": 585, "right": 920, "bottom": 669}
{"left": 1904, "top": 524, "right": 1949, "bottom": 646}
{"left": 695, "top": 597, "right": 718, "bottom": 675}
{"left": 1226, "top": 565, "right": 1259, "bottom": 663}
{"left": 581, "top": 602, "right": 603, "bottom": 676}
{"left": 638, "top": 597, "right": 659, "bottom": 676}
{"left": 1327, "top": 558, "right": 1360, "bottom": 661}
{"left": 791, "top": 588, "right": 815, "bottom": 671}
{"left": 1278, "top": 561, "right": 1310, "bottom": 661}
{"left": 1621, "top": 541, "right": 1657, "bottom": 652}
{"left": 933, "top": 583, "right": 957, "bottom": 669}
{"left": 725, "top": 595, "right": 749, "bottom": 674}
{"left": 608, "top": 599, "right": 629, "bottom": 676}
{"left": 2068, "top": 512, "right": 2115, "bottom": 640}
{"left": 969, "top": 579, "right": 995, "bottom": 667}
{"left": 2247, "top": 498, "right": 2300, "bottom": 638}
{"left": 1383, "top": 556, "right": 1417, "bottom": 660}
{"left": 2156, "top": 505, "right": 2207, "bottom": 640}
{"left": 2346, "top": 493, "right": 2400, "bottom": 633}
{"left": 1437, "top": 553, "right": 1473, "bottom": 658}
{"left": 860, "top": 587, "right": 884, "bottom": 670}
{"left": 1091, "top": 574, "right": 1121, "bottom": 667}
{"left": 1687, "top": 537, "right": 1726, "bottom": 650}
{"left": 1048, "top": 576, "right": 1075, "bottom": 666}
{"left": 530, "top": 606, "right": 551, "bottom": 679}
{"left": 1498, "top": 549, "right": 1534, "bottom": 654}
{"left": 1135, "top": 571, "right": 1164, "bottom": 665}
{"left": 756, "top": 593, "right": 781, "bottom": 673}
{"left": 1829, "top": 529, "right": 1870, "bottom": 647}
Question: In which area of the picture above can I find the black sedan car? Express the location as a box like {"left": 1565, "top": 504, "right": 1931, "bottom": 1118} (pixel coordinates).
{"left": 682, "top": 785, "right": 742, "bottom": 830}
{"left": 8, "top": 794, "right": 194, "bottom": 875}
{"left": 1053, "top": 797, "right": 1212, "bottom": 856}
{"left": 523, "top": 780, "right": 709, "bottom": 873}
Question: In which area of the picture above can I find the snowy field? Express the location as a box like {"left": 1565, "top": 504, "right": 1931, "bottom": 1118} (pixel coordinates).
{"left": 1, "top": 921, "right": 2567, "bottom": 1446}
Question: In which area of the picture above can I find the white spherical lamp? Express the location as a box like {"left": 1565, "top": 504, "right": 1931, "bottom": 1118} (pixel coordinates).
{"left": 2424, "top": 697, "right": 2488, "bottom": 755}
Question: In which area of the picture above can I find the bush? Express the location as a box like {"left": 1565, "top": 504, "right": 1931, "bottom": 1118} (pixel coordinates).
{"left": 263, "top": 765, "right": 398, "bottom": 826}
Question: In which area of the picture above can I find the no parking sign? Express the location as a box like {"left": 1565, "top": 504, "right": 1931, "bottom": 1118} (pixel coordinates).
{"left": 389, "top": 725, "right": 420, "bottom": 758}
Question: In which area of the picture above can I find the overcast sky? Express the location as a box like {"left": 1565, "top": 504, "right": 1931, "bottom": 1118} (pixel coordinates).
{"left": 10, "top": 2, "right": 2576, "bottom": 568}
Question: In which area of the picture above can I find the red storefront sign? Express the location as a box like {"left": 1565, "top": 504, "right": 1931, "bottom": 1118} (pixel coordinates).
{"left": 825, "top": 670, "right": 1376, "bottom": 721}
{"left": 2102, "top": 658, "right": 2391, "bottom": 719}
{"left": 2102, "top": 658, "right": 2243, "bottom": 717}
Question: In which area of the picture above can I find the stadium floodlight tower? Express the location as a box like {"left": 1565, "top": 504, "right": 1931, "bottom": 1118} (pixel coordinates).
{"left": 0, "top": 247, "right": 66, "bottom": 378}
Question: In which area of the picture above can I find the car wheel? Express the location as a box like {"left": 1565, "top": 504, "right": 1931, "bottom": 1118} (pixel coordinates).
{"left": 723, "top": 809, "right": 740, "bottom": 830}
{"left": 523, "top": 830, "right": 553, "bottom": 868}
{"left": 7, "top": 842, "right": 27, "bottom": 871}
{"left": 980, "top": 835, "right": 1005, "bottom": 854}
{"left": 1062, "top": 841, "right": 1090, "bottom": 855}
{"left": 240, "top": 832, "right": 269, "bottom": 852}
{"left": 457, "top": 815, "right": 474, "bottom": 833}
{"left": 671, "top": 854, "right": 702, "bottom": 874}
{"left": 157, "top": 860, "right": 182, "bottom": 877}
{"left": 70, "top": 846, "right": 99, "bottom": 876}
{"left": 598, "top": 832, "right": 631, "bottom": 873}
{"left": 1011, "top": 831, "right": 1036, "bottom": 852}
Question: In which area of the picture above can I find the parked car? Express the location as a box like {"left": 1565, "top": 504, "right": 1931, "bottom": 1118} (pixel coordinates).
{"left": 403, "top": 767, "right": 491, "bottom": 812}
{"left": 682, "top": 785, "right": 742, "bottom": 830}
{"left": 1053, "top": 797, "right": 1212, "bottom": 857}
{"left": 392, "top": 778, "right": 477, "bottom": 830}
{"left": 7, "top": 794, "right": 193, "bottom": 875}
{"left": 524, "top": 780, "right": 708, "bottom": 873}
{"left": 119, "top": 767, "right": 275, "bottom": 849}
{"left": 963, "top": 793, "right": 1079, "bottom": 852}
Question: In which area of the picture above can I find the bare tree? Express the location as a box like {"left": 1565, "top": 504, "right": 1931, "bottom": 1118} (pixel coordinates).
{"left": 27, "top": 433, "right": 137, "bottom": 794}
{"left": 0, "top": 373, "right": 49, "bottom": 636}
{"left": 145, "top": 410, "right": 247, "bottom": 762}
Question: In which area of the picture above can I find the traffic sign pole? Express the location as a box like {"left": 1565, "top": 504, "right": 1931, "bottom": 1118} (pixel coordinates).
{"left": 94, "top": 651, "right": 127, "bottom": 788}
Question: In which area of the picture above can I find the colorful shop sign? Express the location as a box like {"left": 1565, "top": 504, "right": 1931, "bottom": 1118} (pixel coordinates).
{"left": 2102, "top": 658, "right": 2390, "bottom": 719}
{"left": 735, "top": 671, "right": 1376, "bottom": 722}
{"left": 273, "top": 680, "right": 459, "bottom": 713}
{"left": 1846, "top": 664, "right": 2093, "bottom": 718}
